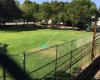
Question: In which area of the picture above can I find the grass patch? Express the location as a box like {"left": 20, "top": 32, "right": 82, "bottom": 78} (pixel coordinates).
{"left": 0, "top": 29, "right": 92, "bottom": 79}
{"left": 0, "top": 29, "right": 91, "bottom": 54}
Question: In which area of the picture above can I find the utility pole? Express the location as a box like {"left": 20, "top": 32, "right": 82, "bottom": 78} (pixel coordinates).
{"left": 91, "top": 16, "right": 97, "bottom": 61}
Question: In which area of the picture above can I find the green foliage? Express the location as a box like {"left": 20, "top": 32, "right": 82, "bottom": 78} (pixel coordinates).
{"left": 19, "top": 0, "right": 33, "bottom": 20}
{"left": 71, "top": 0, "right": 97, "bottom": 25}
{"left": 1, "top": 0, "right": 97, "bottom": 29}
{"left": 39, "top": 2, "right": 52, "bottom": 25}
{"left": 15, "top": 0, "right": 20, "bottom": 6}
{"left": 97, "top": 7, "right": 100, "bottom": 17}
{"left": 0, "top": 0, "right": 22, "bottom": 26}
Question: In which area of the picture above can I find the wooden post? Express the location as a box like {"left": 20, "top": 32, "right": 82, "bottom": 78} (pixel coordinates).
{"left": 91, "top": 21, "right": 97, "bottom": 60}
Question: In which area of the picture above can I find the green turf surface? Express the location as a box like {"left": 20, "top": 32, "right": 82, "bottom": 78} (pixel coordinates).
{"left": 0, "top": 29, "right": 92, "bottom": 54}
{"left": 0, "top": 29, "right": 92, "bottom": 79}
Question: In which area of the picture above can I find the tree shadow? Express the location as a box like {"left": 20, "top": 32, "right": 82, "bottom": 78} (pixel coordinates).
{"left": 0, "top": 43, "right": 8, "bottom": 53}
{"left": 0, "top": 43, "right": 33, "bottom": 80}
{"left": 43, "top": 70, "right": 71, "bottom": 80}
{"left": 0, "top": 24, "right": 47, "bottom": 32}
{"left": 50, "top": 26, "right": 79, "bottom": 31}
{"left": 0, "top": 24, "right": 84, "bottom": 32}
{"left": 27, "top": 66, "right": 82, "bottom": 80}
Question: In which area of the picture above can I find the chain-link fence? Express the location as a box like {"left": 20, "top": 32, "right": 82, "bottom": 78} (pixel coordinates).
{"left": 0, "top": 36, "right": 100, "bottom": 80}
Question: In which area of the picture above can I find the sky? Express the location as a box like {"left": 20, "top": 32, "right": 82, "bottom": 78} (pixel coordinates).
{"left": 19, "top": 0, "right": 100, "bottom": 8}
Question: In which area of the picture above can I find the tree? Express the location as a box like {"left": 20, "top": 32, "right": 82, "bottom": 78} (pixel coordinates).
{"left": 18, "top": 0, "right": 97, "bottom": 30}
{"left": 39, "top": 2, "right": 52, "bottom": 26}
{"left": 50, "top": 1, "right": 65, "bottom": 27}
{"left": 96, "top": 7, "right": 100, "bottom": 19}
{"left": 19, "top": 1, "right": 39, "bottom": 24}
{"left": 69, "top": 0, "right": 97, "bottom": 29}
{"left": 15, "top": 0, "right": 20, "bottom": 6}
{"left": 0, "top": 0, "right": 22, "bottom": 25}
{"left": 31, "top": 2, "right": 40, "bottom": 24}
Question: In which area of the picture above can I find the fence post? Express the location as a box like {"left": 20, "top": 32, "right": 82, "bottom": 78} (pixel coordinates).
{"left": 70, "top": 41, "right": 73, "bottom": 74}
{"left": 3, "top": 68, "right": 6, "bottom": 80}
{"left": 89, "top": 43, "right": 91, "bottom": 64}
{"left": 91, "top": 21, "right": 96, "bottom": 60}
{"left": 80, "top": 38, "right": 84, "bottom": 68}
{"left": 55, "top": 45, "right": 58, "bottom": 80}
{"left": 80, "top": 46, "right": 83, "bottom": 68}
{"left": 23, "top": 52, "right": 26, "bottom": 72}
{"left": 99, "top": 44, "right": 100, "bottom": 56}
{"left": 95, "top": 43, "right": 97, "bottom": 56}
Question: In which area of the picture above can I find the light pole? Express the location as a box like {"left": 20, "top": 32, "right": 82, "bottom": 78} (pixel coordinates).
{"left": 91, "top": 15, "right": 97, "bottom": 60}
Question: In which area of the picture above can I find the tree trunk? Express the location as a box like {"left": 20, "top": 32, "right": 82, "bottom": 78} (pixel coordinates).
{"left": 58, "top": 21, "right": 60, "bottom": 29}
{"left": 51, "top": 16, "right": 54, "bottom": 28}
{"left": 45, "top": 19, "right": 48, "bottom": 27}
{"left": 23, "top": 20, "right": 25, "bottom": 25}
{"left": 27, "top": 20, "right": 28, "bottom": 25}
{"left": 34, "top": 21, "right": 35, "bottom": 25}
{"left": 51, "top": 22, "right": 54, "bottom": 28}
{"left": 16, "top": 20, "right": 17, "bottom": 26}
{"left": 3, "top": 19, "right": 6, "bottom": 26}
{"left": 72, "top": 23, "right": 74, "bottom": 30}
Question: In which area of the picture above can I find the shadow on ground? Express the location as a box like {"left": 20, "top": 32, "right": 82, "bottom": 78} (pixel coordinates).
{"left": 43, "top": 70, "right": 71, "bottom": 80}
{"left": 0, "top": 25, "right": 81, "bottom": 32}
{"left": 0, "top": 24, "right": 47, "bottom": 32}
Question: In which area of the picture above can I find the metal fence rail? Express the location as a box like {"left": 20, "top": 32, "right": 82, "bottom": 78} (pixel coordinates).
{"left": 73, "top": 56, "right": 100, "bottom": 80}
{"left": 0, "top": 36, "right": 100, "bottom": 80}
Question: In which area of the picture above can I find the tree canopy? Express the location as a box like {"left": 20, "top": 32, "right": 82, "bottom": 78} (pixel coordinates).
{"left": 19, "top": 0, "right": 98, "bottom": 29}
{"left": 0, "top": 0, "right": 22, "bottom": 21}
{"left": 0, "top": 0, "right": 99, "bottom": 29}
